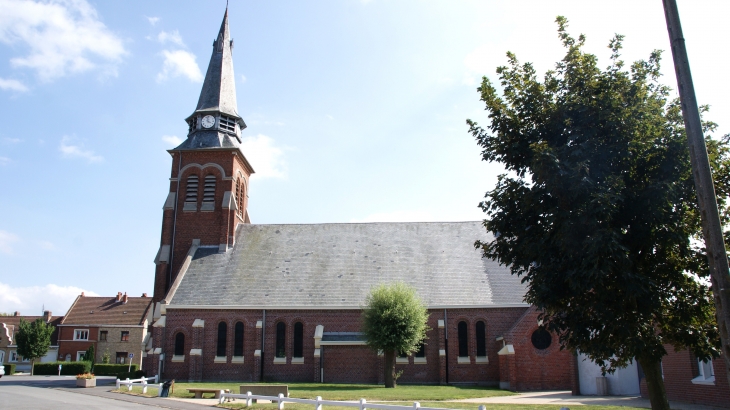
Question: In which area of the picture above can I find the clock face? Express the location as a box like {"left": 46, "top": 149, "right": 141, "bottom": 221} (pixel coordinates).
{"left": 201, "top": 115, "right": 216, "bottom": 128}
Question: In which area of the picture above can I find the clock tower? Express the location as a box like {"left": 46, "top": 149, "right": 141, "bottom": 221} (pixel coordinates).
{"left": 152, "top": 7, "right": 254, "bottom": 303}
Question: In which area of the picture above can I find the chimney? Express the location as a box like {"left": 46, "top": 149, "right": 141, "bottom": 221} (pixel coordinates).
{"left": 123, "top": 292, "right": 128, "bottom": 304}
{"left": 80, "top": 292, "right": 85, "bottom": 297}
{"left": 13, "top": 311, "right": 20, "bottom": 316}
{"left": 44, "top": 311, "right": 52, "bottom": 321}
{"left": 116, "top": 292, "right": 122, "bottom": 302}
{"left": 142, "top": 293, "right": 148, "bottom": 297}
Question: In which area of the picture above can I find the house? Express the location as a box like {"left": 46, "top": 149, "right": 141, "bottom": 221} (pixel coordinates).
{"left": 57, "top": 292, "right": 152, "bottom": 368}
{"left": 142, "top": 7, "right": 576, "bottom": 389}
{"left": 0, "top": 311, "right": 63, "bottom": 372}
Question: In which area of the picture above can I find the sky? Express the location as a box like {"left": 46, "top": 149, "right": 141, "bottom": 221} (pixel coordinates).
{"left": 0, "top": 0, "right": 728, "bottom": 316}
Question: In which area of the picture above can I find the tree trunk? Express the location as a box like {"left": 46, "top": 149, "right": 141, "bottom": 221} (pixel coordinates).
{"left": 638, "top": 357, "right": 670, "bottom": 410}
{"left": 384, "top": 350, "right": 397, "bottom": 388}
{"left": 30, "top": 359, "right": 34, "bottom": 376}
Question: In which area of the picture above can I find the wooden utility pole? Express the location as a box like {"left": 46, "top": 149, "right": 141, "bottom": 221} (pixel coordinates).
{"left": 663, "top": 0, "right": 730, "bottom": 384}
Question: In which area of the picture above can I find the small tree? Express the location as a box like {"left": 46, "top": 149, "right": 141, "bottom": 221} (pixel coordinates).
{"left": 102, "top": 348, "right": 111, "bottom": 364}
{"left": 15, "top": 318, "right": 55, "bottom": 376}
{"left": 83, "top": 345, "right": 95, "bottom": 369}
{"left": 362, "top": 282, "right": 429, "bottom": 388}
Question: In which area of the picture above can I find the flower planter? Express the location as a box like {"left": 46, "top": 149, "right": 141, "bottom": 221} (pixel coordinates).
{"left": 76, "top": 378, "right": 96, "bottom": 388}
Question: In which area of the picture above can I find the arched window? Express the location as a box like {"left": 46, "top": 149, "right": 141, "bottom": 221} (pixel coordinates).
{"left": 174, "top": 332, "right": 185, "bottom": 356}
{"left": 203, "top": 175, "right": 216, "bottom": 203}
{"left": 415, "top": 341, "right": 426, "bottom": 358}
{"left": 275, "top": 322, "right": 286, "bottom": 358}
{"left": 235, "top": 178, "right": 245, "bottom": 217}
{"left": 185, "top": 175, "right": 199, "bottom": 203}
{"left": 476, "top": 321, "right": 487, "bottom": 357}
{"left": 217, "top": 322, "right": 227, "bottom": 357}
{"left": 234, "top": 322, "right": 244, "bottom": 357}
{"left": 457, "top": 321, "right": 468, "bottom": 357}
{"left": 293, "top": 322, "right": 304, "bottom": 358}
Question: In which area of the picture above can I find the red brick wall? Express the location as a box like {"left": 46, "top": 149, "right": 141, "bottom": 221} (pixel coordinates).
{"left": 502, "top": 308, "right": 574, "bottom": 391}
{"left": 639, "top": 347, "right": 729, "bottom": 408}
{"left": 57, "top": 326, "right": 98, "bottom": 361}
{"left": 152, "top": 306, "right": 581, "bottom": 388}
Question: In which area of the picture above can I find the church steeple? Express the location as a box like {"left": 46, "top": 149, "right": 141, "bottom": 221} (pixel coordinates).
{"left": 175, "top": 7, "right": 247, "bottom": 150}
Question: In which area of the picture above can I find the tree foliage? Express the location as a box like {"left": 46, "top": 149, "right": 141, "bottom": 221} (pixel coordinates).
{"left": 468, "top": 17, "right": 725, "bottom": 409}
{"left": 361, "top": 281, "right": 429, "bottom": 388}
{"left": 15, "top": 318, "right": 55, "bottom": 376}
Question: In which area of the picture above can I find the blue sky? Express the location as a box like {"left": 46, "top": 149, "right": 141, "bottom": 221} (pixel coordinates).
{"left": 0, "top": 0, "right": 728, "bottom": 315}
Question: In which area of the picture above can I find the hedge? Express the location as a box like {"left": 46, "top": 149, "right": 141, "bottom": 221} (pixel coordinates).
{"left": 33, "top": 361, "right": 91, "bottom": 375}
{"left": 2, "top": 364, "right": 16, "bottom": 374}
{"left": 94, "top": 364, "right": 138, "bottom": 377}
{"left": 117, "top": 369, "right": 146, "bottom": 380}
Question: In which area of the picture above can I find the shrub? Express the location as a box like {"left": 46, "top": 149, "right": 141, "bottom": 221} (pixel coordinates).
{"left": 3, "top": 364, "right": 16, "bottom": 374}
{"left": 94, "top": 363, "right": 138, "bottom": 377}
{"left": 117, "top": 369, "right": 146, "bottom": 380}
{"left": 33, "top": 361, "right": 91, "bottom": 375}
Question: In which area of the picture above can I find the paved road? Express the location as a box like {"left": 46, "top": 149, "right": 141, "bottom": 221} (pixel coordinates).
{"left": 0, "top": 375, "right": 210, "bottom": 409}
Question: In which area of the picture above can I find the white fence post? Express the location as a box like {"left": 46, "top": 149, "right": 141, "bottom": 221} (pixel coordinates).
{"left": 478, "top": 406, "right": 486, "bottom": 410}
{"left": 115, "top": 379, "right": 120, "bottom": 389}
{"left": 315, "top": 395, "right": 322, "bottom": 410}
{"left": 126, "top": 378, "right": 132, "bottom": 392}
{"left": 413, "top": 402, "right": 420, "bottom": 410}
{"left": 142, "top": 377, "right": 148, "bottom": 394}
{"left": 360, "top": 398, "right": 367, "bottom": 410}
{"left": 246, "top": 391, "right": 253, "bottom": 407}
{"left": 278, "top": 393, "right": 285, "bottom": 410}
{"left": 158, "top": 383, "right": 163, "bottom": 397}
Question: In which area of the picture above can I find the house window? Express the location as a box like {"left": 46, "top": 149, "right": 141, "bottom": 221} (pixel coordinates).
{"left": 234, "top": 322, "right": 244, "bottom": 357}
{"left": 99, "top": 331, "right": 108, "bottom": 341}
{"left": 475, "top": 321, "right": 487, "bottom": 357}
{"left": 203, "top": 175, "right": 216, "bottom": 204}
{"left": 275, "top": 322, "right": 286, "bottom": 358}
{"left": 415, "top": 342, "right": 426, "bottom": 358}
{"left": 185, "top": 175, "right": 199, "bottom": 203}
{"left": 217, "top": 322, "right": 227, "bottom": 357}
{"left": 74, "top": 329, "right": 89, "bottom": 340}
{"left": 121, "top": 331, "right": 129, "bottom": 342}
{"left": 116, "top": 352, "right": 128, "bottom": 364}
{"left": 76, "top": 351, "right": 86, "bottom": 361}
{"left": 293, "top": 322, "right": 304, "bottom": 358}
{"left": 174, "top": 332, "right": 185, "bottom": 356}
{"left": 457, "top": 321, "right": 468, "bottom": 357}
{"left": 9, "top": 351, "right": 18, "bottom": 362}
{"left": 692, "top": 358, "right": 716, "bottom": 384}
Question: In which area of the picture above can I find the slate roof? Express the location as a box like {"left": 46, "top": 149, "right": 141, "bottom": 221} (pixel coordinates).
{"left": 61, "top": 295, "right": 152, "bottom": 326}
{"left": 169, "top": 221, "right": 527, "bottom": 308}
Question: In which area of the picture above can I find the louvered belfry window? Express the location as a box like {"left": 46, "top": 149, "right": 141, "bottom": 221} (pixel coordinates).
{"left": 203, "top": 175, "right": 216, "bottom": 203}
{"left": 186, "top": 175, "right": 199, "bottom": 203}
{"left": 219, "top": 115, "right": 236, "bottom": 133}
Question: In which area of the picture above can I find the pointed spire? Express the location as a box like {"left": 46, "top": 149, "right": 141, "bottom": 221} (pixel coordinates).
{"left": 195, "top": 7, "right": 238, "bottom": 118}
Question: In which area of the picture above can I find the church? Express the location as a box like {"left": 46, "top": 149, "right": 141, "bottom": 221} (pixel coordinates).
{"left": 143, "top": 8, "right": 575, "bottom": 391}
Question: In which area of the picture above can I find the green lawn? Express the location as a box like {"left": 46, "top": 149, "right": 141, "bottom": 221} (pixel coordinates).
{"left": 217, "top": 402, "right": 646, "bottom": 410}
{"left": 116, "top": 382, "right": 514, "bottom": 400}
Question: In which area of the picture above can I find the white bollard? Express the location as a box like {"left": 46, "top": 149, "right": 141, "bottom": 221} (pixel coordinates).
{"left": 126, "top": 378, "right": 132, "bottom": 392}
{"left": 278, "top": 393, "right": 285, "bottom": 410}
{"left": 315, "top": 395, "right": 322, "bottom": 410}
{"left": 116, "top": 379, "right": 120, "bottom": 389}
{"left": 246, "top": 391, "right": 253, "bottom": 407}
{"left": 360, "top": 398, "right": 367, "bottom": 410}
{"left": 413, "top": 402, "right": 420, "bottom": 410}
{"left": 158, "top": 383, "right": 163, "bottom": 397}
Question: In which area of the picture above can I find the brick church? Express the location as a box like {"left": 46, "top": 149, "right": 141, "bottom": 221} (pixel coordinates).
{"left": 144, "top": 8, "right": 575, "bottom": 390}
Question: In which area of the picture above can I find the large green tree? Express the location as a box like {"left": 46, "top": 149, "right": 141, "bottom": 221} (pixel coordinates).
{"left": 361, "top": 282, "right": 429, "bottom": 388}
{"left": 15, "top": 318, "right": 55, "bottom": 376}
{"left": 468, "top": 17, "right": 725, "bottom": 409}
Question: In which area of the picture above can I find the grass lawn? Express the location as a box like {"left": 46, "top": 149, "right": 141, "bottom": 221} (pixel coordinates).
{"left": 115, "top": 382, "right": 514, "bottom": 400}
{"left": 216, "top": 402, "right": 646, "bottom": 410}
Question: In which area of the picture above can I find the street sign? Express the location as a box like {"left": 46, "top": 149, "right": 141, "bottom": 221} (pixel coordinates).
{"left": 128, "top": 353, "right": 134, "bottom": 358}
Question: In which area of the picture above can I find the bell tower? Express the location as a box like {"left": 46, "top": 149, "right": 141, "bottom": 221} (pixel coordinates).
{"left": 152, "top": 7, "right": 254, "bottom": 303}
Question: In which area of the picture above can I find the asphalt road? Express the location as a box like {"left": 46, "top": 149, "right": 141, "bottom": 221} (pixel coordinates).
{"left": 0, "top": 375, "right": 209, "bottom": 409}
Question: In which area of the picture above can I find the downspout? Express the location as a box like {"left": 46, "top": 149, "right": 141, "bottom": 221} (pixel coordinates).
{"left": 444, "top": 309, "right": 449, "bottom": 384}
{"left": 167, "top": 152, "right": 182, "bottom": 291}
{"left": 260, "top": 309, "right": 265, "bottom": 381}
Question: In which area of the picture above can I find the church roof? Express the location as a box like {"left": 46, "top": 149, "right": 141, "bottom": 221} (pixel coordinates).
{"left": 168, "top": 221, "right": 527, "bottom": 309}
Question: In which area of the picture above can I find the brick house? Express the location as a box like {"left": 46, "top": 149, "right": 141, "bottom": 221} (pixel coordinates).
{"left": 58, "top": 292, "right": 152, "bottom": 368}
{"left": 142, "top": 8, "right": 575, "bottom": 389}
{"left": 0, "top": 311, "right": 62, "bottom": 372}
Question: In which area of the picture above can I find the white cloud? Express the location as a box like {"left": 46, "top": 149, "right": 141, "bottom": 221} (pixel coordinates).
{"left": 162, "top": 135, "right": 183, "bottom": 146}
{"left": 157, "top": 50, "right": 203, "bottom": 83}
{"left": 326, "top": 115, "right": 334, "bottom": 120}
{"left": 0, "top": 0, "right": 127, "bottom": 81}
{"left": 59, "top": 136, "right": 103, "bottom": 163}
{"left": 157, "top": 30, "right": 185, "bottom": 47}
{"left": 0, "top": 156, "right": 10, "bottom": 165}
{"left": 240, "top": 74, "right": 247, "bottom": 83}
{"left": 3, "top": 137, "right": 21, "bottom": 144}
{"left": 0, "top": 282, "right": 98, "bottom": 315}
{"left": 0, "top": 230, "right": 19, "bottom": 254}
{"left": 146, "top": 16, "right": 160, "bottom": 26}
{"left": 350, "top": 210, "right": 436, "bottom": 223}
{"left": 38, "top": 240, "right": 56, "bottom": 251}
{"left": 240, "top": 134, "right": 288, "bottom": 179}
{"left": 0, "top": 77, "right": 28, "bottom": 92}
